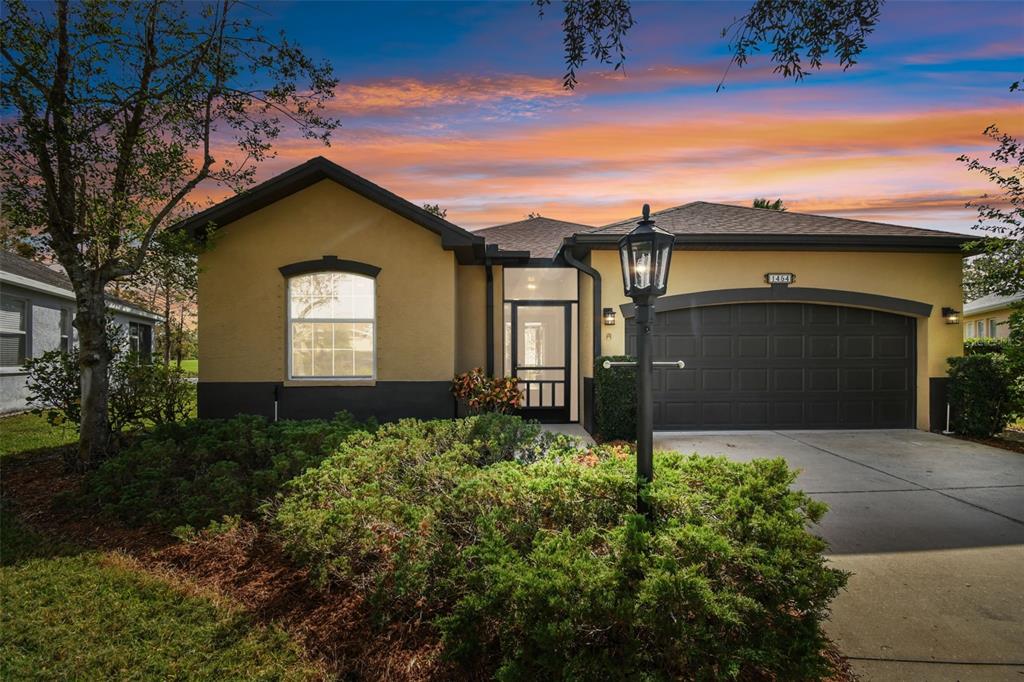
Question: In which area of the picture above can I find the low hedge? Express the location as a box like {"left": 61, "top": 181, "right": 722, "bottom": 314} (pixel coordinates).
{"left": 594, "top": 355, "right": 636, "bottom": 441}
{"left": 948, "top": 354, "right": 1019, "bottom": 437}
{"left": 964, "top": 337, "right": 1009, "bottom": 355}
{"left": 83, "top": 412, "right": 371, "bottom": 529}
{"left": 271, "top": 416, "right": 847, "bottom": 680}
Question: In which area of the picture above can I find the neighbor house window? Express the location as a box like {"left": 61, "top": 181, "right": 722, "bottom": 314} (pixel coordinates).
{"left": 128, "top": 322, "right": 152, "bottom": 361}
{"left": 60, "top": 309, "right": 72, "bottom": 353}
{"left": 0, "top": 297, "right": 27, "bottom": 369}
{"left": 988, "top": 318, "right": 999, "bottom": 338}
{"left": 288, "top": 272, "right": 375, "bottom": 379}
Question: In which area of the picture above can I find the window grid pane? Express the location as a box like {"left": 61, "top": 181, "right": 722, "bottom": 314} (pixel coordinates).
{"left": 289, "top": 271, "right": 375, "bottom": 379}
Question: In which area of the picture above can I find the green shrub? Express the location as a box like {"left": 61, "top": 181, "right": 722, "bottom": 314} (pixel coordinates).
{"left": 594, "top": 355, "right": 636, "bottom": 441}
{"left": 948, "top": 354, "right": 1018, "bottom": 436}
{"left": 82, "top": 412, "right": 370, "bottom": 529}
{"left": 964, "top": 337, "right": 1009, "bottom": 355}
{"left": 271, "top": 418, "right": 846, "bottom": 680}
{"left": 26, "top": 344, "right": 193, "bottom": 437}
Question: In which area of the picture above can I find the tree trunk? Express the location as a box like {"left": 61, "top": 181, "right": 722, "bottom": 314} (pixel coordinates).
{"left": 163, "top": 280, "right": 172, "bottom": 366}
{"left": 76, "top": 289, "right": 113, "bottom": 470}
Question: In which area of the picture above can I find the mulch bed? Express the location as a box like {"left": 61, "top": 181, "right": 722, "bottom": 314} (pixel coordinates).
{"left": 2, "top": 451, "right": 857, "bottom": 682}
{"left": 948, "top": 430, "right": 1024, "bottom": 455}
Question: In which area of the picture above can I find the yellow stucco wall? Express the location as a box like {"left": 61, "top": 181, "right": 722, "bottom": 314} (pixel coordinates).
{"left": 198, "top": 179, "right": 459, "bottom": 383}
{"left": 590, "top": 249, "right": 965, "bottom": 430}
{"left": 963, "top": 310, "right": 1012, "bottom": 339}
{"left": 456, "top": 264, "right": 487, "bottom": 372}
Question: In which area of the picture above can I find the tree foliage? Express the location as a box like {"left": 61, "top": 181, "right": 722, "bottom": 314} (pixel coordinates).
{"left": 0, "top": 0, "right": 338, "bottom": 467}
{"left": 719, "top": 0, "right": 883, "bottom": 90}
{"left": 958, "top": 101, "right": 1024, "bottom": 298}
{"left": 535, "top": 0, "right": 883, "bottom": 90}
{"left": 535, "top": 0, "right": 635, "bottom": 90}
{"left": 421, "top": 203, "right": 448, "bottom": 219}
{"left": 753, "top": 197, "right": 787, "bottom": 210}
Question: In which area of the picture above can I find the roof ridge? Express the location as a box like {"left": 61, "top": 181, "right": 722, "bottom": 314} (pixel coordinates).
{"left": 594, "top": 201, "right": 702, "bottom": 232}
{"left": 692, "top": 200, "right": 967, "bottom": 236}
{"left": 475, "top": 215, "right": 595, "bottom": 231}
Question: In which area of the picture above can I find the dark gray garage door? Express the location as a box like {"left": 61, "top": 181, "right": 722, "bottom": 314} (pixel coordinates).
{"left": 626, "top": 302, "right": 915, "bottom": 430}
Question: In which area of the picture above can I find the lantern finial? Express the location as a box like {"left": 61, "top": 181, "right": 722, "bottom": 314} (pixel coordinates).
{"left": 642, "top": 204, "right": 650, "bottom": 221}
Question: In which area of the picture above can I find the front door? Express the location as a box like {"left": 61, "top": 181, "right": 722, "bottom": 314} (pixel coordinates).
{"left": 511, "top": 302, "right": 570, "bottom": 422}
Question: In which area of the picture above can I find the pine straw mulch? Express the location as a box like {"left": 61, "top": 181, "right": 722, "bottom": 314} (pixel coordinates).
{"left": 948, "top": 429, "right": 1024, "bottom": 455}
{"left": 2, "top": 449, "right": 856, "bottom": 682}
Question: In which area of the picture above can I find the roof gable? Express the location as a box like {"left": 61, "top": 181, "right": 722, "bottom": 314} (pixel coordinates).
{"left": 173, "top": 157, "right": 485, "bottom": 262}
{"left": 474, "top": 216, "right": 595, "bottom": 259}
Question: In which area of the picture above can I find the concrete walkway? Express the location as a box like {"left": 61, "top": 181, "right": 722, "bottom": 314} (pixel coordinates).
{"left": 656, "top": 430, "right": 1024, "bottom": 681}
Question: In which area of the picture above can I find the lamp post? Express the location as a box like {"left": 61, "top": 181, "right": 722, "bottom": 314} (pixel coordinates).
{"left": 618, "top": 204, "right": 675, "bottom": 515}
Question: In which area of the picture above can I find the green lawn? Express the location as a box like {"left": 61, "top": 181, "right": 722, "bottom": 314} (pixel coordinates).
{"left": 1, "top": 396, "right": 317, "bottom": 680}
{"left": 0, "top": 413, "right": 77, "bottom": 459}
{"left": 0, "top": 507, "right": 318, "bottom": 681}
{"left": 177, "top": 358, "right": 198, "bottom": 375}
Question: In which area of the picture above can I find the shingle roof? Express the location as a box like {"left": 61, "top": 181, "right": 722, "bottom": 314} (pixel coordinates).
{"left": 964, "top": 291, "right": 1024, "bottom": 315}
{"left": 474, "top": 216, "right": 595, "bottom": 258}
{"left": 0, "top": 251, "right": 160, "bottom": 319}
{"left": 594, "top": 201, "right": 970, "bottom": 239}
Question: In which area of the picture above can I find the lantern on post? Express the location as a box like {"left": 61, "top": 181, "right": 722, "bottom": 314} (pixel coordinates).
{"left": 617, "top": 204, "right": 675, "bottom": 516}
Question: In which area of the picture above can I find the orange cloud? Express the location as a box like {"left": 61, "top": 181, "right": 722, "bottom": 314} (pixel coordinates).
{"left": 193, "top": 102, "right": 1015, "bottom": 232}
{"left": 328, "top": 74, "right": 572, "bottom": 115}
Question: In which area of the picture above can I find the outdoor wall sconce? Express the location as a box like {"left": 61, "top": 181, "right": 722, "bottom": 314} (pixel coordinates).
{"left": 603, "top": 307, "right": 616, "bottom": 326}
{"left": 942, "top": 307, "right": 960, "bottom": 325}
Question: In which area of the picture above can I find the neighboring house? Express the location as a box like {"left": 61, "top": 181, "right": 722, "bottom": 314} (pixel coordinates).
{"left": 0, "top": 251, "right": 162, "bottom": 414}
{"left": 962, "top": 291, "right": 1022, "bottom": 340}
{"left": 177, "top": 157, "right": 971, "bottom": 433}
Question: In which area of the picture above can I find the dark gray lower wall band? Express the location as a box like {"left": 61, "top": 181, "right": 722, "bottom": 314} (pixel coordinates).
{"left": 929, "top": 377, "right": 950, "bottom": 432}
{"left": 198, "top": 381, "right": 455, "bottom": 422}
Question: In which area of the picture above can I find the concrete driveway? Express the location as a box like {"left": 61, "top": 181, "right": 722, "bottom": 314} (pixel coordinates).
{"left": 656, "top": 430, "right": 1024, "bottom": 681}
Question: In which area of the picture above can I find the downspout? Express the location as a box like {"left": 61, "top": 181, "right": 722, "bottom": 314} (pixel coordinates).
{"left": 561, "top": 244, "right": 601, "bottom": 365}
{"left": 485, "top": 262, "right": 494, "bottom": 376}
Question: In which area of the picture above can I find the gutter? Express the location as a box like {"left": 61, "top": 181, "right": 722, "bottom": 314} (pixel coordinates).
{"left": 560, "top": 241, "right": 602, "bottom": 367}
{"left": 485, "top": 262, "right": 494, "bottom": 375}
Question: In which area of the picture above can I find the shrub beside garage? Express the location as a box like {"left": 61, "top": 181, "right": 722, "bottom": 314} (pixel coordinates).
{"left": 594, "top": 355, "right": 637, "bottom": 441}
{"left": 270, "top": 416, "right": 848, "bottom": 680}
{"left": 949, "top": 306, "right": 1024, "bottom": 437}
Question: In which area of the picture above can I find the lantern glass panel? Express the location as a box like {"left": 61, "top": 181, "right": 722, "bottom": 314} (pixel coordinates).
{"left": 655, "top": 239, "right": 672, "bottom": 291}
{"left": 630, "top": 238, "right": 653, "bottom": 290}
{"left": 619, "top": 241, "right": 631, "bottom": 295}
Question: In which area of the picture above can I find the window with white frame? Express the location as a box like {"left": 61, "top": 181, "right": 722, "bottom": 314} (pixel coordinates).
{"left": 988, "top": 318, "right": 999, "bottom": 338}
{"left": 0, "top": 297, "right": 28, "bottom": 369}
{"left": 288, "top": 272, "right": 375, "bottom": 379}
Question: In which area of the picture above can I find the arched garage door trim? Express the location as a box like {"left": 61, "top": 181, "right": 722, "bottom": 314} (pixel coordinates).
{"left": 620, "top": 287, "right": 932, "bottom": 319}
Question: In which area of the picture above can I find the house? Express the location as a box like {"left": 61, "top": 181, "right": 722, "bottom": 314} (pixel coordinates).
{"left": 962, "top": 291, "right": 1022, "bottom": 340}
{"left": 0, "top": 251, "right": 162, "bottom": 414}
{"left": 177, "top": 157, "right": 972, "bottom": 433}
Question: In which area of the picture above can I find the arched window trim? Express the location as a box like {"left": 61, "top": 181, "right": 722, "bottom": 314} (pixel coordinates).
{"left": 285, "top": 267, "right": 378, "bottom": 381}
{"left": 279, "top": 255, "right": 381, "bottom": 279}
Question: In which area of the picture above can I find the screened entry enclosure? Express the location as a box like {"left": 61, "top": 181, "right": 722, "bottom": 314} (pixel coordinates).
{"left": 503, "top": 268, "right": 578, "bottom": 422}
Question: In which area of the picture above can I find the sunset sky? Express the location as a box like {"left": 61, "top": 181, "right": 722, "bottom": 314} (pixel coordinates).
{"left": 226, "top": 1, "right": 1023, "bottom": 232}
